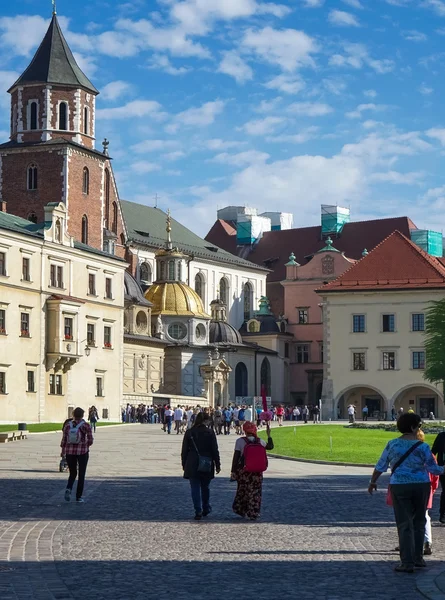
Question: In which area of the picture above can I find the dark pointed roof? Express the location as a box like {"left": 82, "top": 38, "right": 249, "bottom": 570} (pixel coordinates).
{"left": 8, "top": 15, "right": 98, "bottom": 94}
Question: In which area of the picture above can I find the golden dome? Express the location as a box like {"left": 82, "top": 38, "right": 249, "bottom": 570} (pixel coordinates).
{"left": 145, "top": 282, "right": 211, "bottom": 317}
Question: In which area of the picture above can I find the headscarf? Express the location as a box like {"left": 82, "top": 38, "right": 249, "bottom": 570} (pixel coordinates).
{"left": 243, "top": 421, "right": 258, "bottom": 436}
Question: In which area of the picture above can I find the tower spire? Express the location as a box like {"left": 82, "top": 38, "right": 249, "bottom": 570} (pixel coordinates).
{"left": 52, "top": 0, "right": 57, "bottom": 15}
{"left": 166, "top": 209, "right": 172, "bottom": 251}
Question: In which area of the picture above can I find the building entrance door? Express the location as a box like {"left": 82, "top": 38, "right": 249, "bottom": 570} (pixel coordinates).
{"left": 364, "top": 396, "right": 381, "bottom": 419}
{"left": 419, "top": 397, "right": 436, "bottom": 419}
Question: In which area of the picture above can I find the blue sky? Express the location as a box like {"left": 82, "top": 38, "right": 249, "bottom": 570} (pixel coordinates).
{"left": 1, "top": 0, "right": 445, "bottom": 235}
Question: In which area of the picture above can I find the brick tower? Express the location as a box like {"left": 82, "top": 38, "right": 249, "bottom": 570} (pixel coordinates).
{"left": 0, "top": 11, "right": 125, "bottom": 255}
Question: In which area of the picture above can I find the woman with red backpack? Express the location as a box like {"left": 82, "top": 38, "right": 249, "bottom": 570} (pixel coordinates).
{"left": 231, "top": 421, "right": 274, "bottom": 520}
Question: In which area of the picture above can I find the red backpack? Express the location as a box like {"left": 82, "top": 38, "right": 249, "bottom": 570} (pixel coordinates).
{"left": 244, "top": 438, "right": 268, "bottom": 473}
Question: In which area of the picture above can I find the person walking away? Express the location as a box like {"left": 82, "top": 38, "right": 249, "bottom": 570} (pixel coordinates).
{"left": 276, "top": 405, "right": 284, "bottom": 426}
{"left": 302, "top": 405, "right": 309, "bottom": 424}
{"left": 61, "top": 407, "right": 93, "bottom": 503}
{"left": 368, "top": 413, "right": 443, "bottom": 572}
{"left": 293, "top": 407, "right": 300, "bottom": 421}
{"left": 231, "top": 421, "right": 274, "bottom": 520}
{"left": 431, "top": 429, "right": 445, "bottom": 523}
{"left": 244, "top": 405, "right": 253, "bottom": 424}
{"left": 238, "top": 407, "right": 246, "bottom": 434}
{"left": 164, "top": 405, "right": 174, "bottom": 434}
{"left": 214, "top": 406, "right": 223, "bottom": 435}
{"left": 174, "top": 405, "right": 184, "bottom": 434}
{"left": 88, "top": 405, "right": 99, "bottom": 433}
{"left": 362, "top": 405, "right": 369, "bottom": 421}
{"left": 313, "top": 404, "right": 320, "bottom": 424}
{"left": 223, "top": 407, "right": 232, "bottom": 435}
{"left": 348, "top": 404, "right": 355, "bottom": 424}
{"left": 182, "top": 412, "right": 221, "bottom": 520}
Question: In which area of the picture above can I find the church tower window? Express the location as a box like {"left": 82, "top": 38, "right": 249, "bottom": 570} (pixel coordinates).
{"left": 28, "top": 212, "right": 37, "bottom": 224}
{"left": 82, "top": 167, "right": 89, "bottom": 195}
{"left": 81, "top": 215, "right": 88, "bottom": 244}
{"left": 30, "top": 102, "right": 38, "bottom": 130}
{"left": 168, "top": 260, "right": 175, "bottom": 281}
{"left": 27, "top": 164, "right": 38, "bottom": 190}
{"left": 84, "top": 106, "right": 89, "bottom": 135}
{"left": 104, "top": 169, "right": 110, "bottom": 228}
{"left": 112, "top": 202, "right": 118, "bottom": 233}
{"left": 59, "top": 102, "right": 68, "bottom": 130}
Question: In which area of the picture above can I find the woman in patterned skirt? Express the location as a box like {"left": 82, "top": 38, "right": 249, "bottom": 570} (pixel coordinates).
{"left": 231, "top": 421, "right": 274, "bottom": 520}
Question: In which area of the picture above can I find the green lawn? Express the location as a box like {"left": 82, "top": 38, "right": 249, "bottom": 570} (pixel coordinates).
{"left": 259, "top": 425, "right": 437, "bottom": 465}
{"left": 0, "top": 422, "right": 122, "bottom": 433}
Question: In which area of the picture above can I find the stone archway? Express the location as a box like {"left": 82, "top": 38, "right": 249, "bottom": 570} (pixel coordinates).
{"left": 335, "top": 385, "right": 388, "bottom": 420}
{"left": 391, "top": 384, "right": 443, "bottom": 420}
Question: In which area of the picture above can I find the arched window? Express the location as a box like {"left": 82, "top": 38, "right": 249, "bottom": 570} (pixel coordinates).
{"left": 112, "top": 202, "right": 118, "bottom": 233}
{"left": 82, "top": 167, "right": 89, "bottom": 195}
{"left": 104, "top": 169, "right": 110, "bottom": 228}
{"left": 27, "top": 164, "right": 38, "bottom": 190}
{"left": 243, "top": 282, "right": 253, "bottom": 321}
{"left": 235, "top": 362, "right": 248, "bottom": 397}
{"left": 195, "top": 273, "right": 205, "bottom": 302}
{"left": 177, "top": 261, "right": 182, "bottom": 281}
{"left": 81, "top": 215, "right": 88, "bottom": 244}
{"left": 59, "top": 102, "right": 68, "bottom": 130}
{"left": 160, "top": 262, "right": 166, "bottom": 280}
{"left": 261, "top": 357, "right": 271, "bottom": 396}
{"left": 28, "top": 212, "right": 37, "bottom": 224}
{"left": 219, "top": 277, "right": 228, "bottom": 305}
{"left": 140, "top": 262, "right": 152, "bottom": 284}
{"left": 30, "top": 102, "right": 38, "bottom": 130}
{"left": 168, "top": 260, "right": 175, "bottom": 280}
{"left": 84, "top": 106, "right": 89, "bottom": 135}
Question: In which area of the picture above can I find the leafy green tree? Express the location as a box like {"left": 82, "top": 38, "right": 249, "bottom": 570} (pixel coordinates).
{"left": 424, "top": 299, "right": 445, "bottom": 402}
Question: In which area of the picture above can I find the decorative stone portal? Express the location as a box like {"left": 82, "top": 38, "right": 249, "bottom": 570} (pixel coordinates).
{"left": 200, "top": 351, "right": 232, "bottom": 408}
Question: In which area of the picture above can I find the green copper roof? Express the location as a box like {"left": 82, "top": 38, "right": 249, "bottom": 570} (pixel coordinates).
{"left": 120, "top": 200, "right": 268, "bottom": 272}
{"left": 317, "top": 236, "right": 341, "bottom": 253}
{"left": 257, "top": 296, "right": 272, "bottom": 316}
{"left": 285, "top": 252, "right": 299, "bottom": 266}
{"left": 9, "top": 15, "right": 98, "bottom": 94}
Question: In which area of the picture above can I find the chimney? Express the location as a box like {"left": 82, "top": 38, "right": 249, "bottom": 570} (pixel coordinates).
{"left": 0, "top": 201, "right": 6, "bottom": 213}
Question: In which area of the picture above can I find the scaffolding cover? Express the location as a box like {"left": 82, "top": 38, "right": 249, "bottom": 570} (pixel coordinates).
{"left": 321, "top": 205, "right": 350, "bottom": 235}
{"left": 237, "top": 215, "right": 271, "bottom": 245}
{"left": 410, "top": 229, "right": 443, "bottom": 257}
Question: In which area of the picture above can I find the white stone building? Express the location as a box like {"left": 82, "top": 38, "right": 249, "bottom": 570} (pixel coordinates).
{"left": 318, "top": 231, "right": 445, "bottom": 421}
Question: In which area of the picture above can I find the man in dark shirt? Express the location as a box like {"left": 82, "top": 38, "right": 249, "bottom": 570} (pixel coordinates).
{"left": 431, "top": 431, "right": 445, "bottom": 523}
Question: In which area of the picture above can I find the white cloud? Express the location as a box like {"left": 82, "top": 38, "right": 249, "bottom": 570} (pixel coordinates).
{"left": 342, "top": 0, "right": 364, "bottom": 7}
{"left": 255, "top": 97, "right": 283, "bottom": 113}
{"left": 426, "top": 127, "right": 445, "bottom": 145}
{"left": 422, "top": 1, "right": 445, "bottom": 17}
{"left": 402, "top": 30, "right": 428, "bottom": 42}
{"left": 328, "top": 10, "right": 360, "bottom": 27}
{"left": 341, "top": 131, "right": 432, "bottom": 163}
{"left": 329, "top": 43, "right": 395, "bottom": 74}
{"left": 266, "top": 126, "right": 319, "bottom": 143}
{"left": 287, "top": 102, "right": 333, "bottom": 116}
{"left": 0, "top": 15, "right": 48, "bottom": 56}
{"left": 97, "top": 100, "right": 166, "bottom": 120}
{"left": 362, "top": 120, "right": 384, "bottom": 129}
{"left": 419, "top": 83, "right": 434, "bottom": 95}
{"left": 363, "top": 89, "right": 377, "bottom": 98}
{"left": 204, "top": 139, "right": 246, "bottom": 150}
{"left": 147, "top": 54, "right": 190, "bottom": 75}
{"left": 210, "top": 150, "right": 270, "bottom": 165}
{"left": 162, "top": 150, "right": 187, "bottom": 161}
{"left": 218, "top": 51, "right": 253, "bottom": 84}
{"left": 0, "top": 70, "right": 20, "bottom": 106}
{"left": 240, "top": 116, "right": 286, "bottom": 135}
{"left": 302, "top": 0, "right": 324, "bottom": 6}
{"left": 242, "top": 27, "right": 318, "bottom": 71}
{"left": 167, "top": 100, "right": 225, "bottom": 132}
{"left": 101, "top": 81, "right": 133, "bottom": 101}
{"left": 369, "top": 170, "right": 424, "bottom": 184}
{"left": 264, "top": 74, "right": 306, "bottom": 94}
{"left": 346, "top": 103, "right": 388, "bottom": 119}
{"left": 131, "top": 161, "right": 161, "bottom": 173}
{"left": 131, "top": 139, "right": 180, "bottom": 153}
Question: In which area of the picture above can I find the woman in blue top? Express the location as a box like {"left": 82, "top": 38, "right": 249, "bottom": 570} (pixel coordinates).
{"left": 368, "top": 412, "right": 443, "bottom": 573}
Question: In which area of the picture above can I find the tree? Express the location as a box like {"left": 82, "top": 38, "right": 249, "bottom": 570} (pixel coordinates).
{"left": 424, "top": 299, "right": 445, "bottom": 403}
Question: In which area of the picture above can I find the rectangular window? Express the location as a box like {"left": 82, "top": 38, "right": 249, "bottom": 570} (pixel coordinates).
{"left": 412, "top": 351, "right": 425, "bottom": 370}
{"left": 50, "top": 265, "right": 63, "bottom": 288}
{"left": 296, "top": 344, "right": 310, "bottom": 364}
{"left": 353, "top": 314, "right": 366, "bottom": 333}
{"left": 96, "top": 376, "right": 104, "bottom": 397}
{"left": 22, "top": 257, "right": 30, "bottom": 281}
{"left": 353, "top": 352, "right": 366, "bottom": 371}
{"left": 284, "top": 342, "right": 289, "bottom": 359}
{"left": 20, "top": 312, "right": 30, "bottom": 337}
{"left": 87, "top": 323, "right": 95, "bottom": 346}
{"left": 383, "top": 351, "right": 396, "bottom": 370}
{"left": 0, "top": 309, "right": 5, "bottom": 334}
{"left": 412, "top": 313, "right": 425, "bottom": 332}
{"left": 0, "top": 372, "right": 5, "bottom": 394}
{"left": 64, "top": 317, "right": 73, "bottom": 340}
{"left": 298, "top": 308, "right": 308, "bottom": 324}
{"left": 0, "top": 252, "right": 5, "bottom": 276}
{"left": 105, "top": 277, "right": 112, "bottom": 299}
{"left": 88, "top": 273, "right": 96, "bottom": 295}
{"left": 27, "top": 370, "right": 35, "bottom": 392}
{"left": 319, "top": 343, "right": 324, "bottom": 363}
{"left": 56, "top": 374, "right": 62, "bottom": 395}
{"left": 50, "top": 374, "right": 63, "bottom": 395}
{"left": 104, "top": 326, "right": 112, "bottom": 348}
{"left": 382, "top": 314, "right": 395, "bottom": 332}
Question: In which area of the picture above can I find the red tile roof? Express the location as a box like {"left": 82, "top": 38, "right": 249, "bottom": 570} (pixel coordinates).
{"left": 317, "top": 230, "right": 445, "bottom": 293}
{"left": 205, "top": 219, "right": 238, "bottom": 255}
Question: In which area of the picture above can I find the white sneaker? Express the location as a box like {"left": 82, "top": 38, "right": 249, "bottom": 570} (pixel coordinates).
{"left": 76, "top": 497, "right": 85, "bottom": 503}
{"left": 64, "top": 489, "right": 71, "bottom": 502}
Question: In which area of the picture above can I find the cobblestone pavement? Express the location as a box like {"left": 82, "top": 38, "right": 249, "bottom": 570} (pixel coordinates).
{"left": 1, "top": 424, "right": 445, "bottom": 600}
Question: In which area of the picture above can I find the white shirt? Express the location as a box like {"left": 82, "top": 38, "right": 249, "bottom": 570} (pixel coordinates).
{"left": 165, "top": 409, "right": 174, "bottom": 417}
{"left": 174, "top": 408, "right": 183, "bottom": 420}
{"left": 244, "top": 408, "right": 253, "bottom": 422}
{"left": 348, "top": 406, "right": 355, "bottom": 415}
{"left": 186, "top": 409, "right": 193, "bottom": 422}
{"left": 233, "top": 408, "right": 239, "bottom": 419}
{"left": 293, "top": 408, "right": 300, "bottom": 416}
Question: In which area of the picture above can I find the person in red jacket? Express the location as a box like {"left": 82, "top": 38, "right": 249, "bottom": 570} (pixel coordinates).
{"left": 276, "top": 405, "right": 284, "bottom": 426}
{"left": 60, "top": 407, "right": 93, "bottom": 503}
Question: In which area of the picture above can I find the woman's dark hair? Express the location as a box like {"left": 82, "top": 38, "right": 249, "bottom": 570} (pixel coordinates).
{"left": 397, "top": 412, "right": 421, "bottom": 434}
{"left": 193, "top": 412, "right": 210, "bottom": 427}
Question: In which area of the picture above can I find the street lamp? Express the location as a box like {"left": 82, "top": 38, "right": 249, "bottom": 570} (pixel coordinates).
{"left": 79, "top": 339, "right": 91, "bottom": 357}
